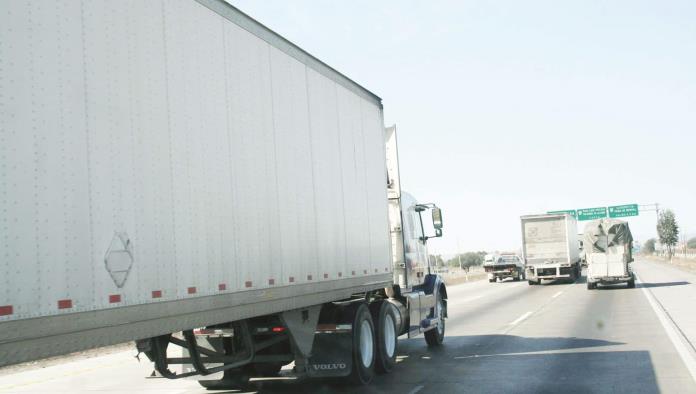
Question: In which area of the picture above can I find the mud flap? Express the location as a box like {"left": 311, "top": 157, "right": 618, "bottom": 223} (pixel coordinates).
{"left": 306, "top": 331, "right": 353, "bottom": 378}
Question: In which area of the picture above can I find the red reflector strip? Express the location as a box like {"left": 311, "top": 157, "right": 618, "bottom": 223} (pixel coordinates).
{"left": 218, "top": 283, "right": 226, "bottom": 291}
{"left": 0, "top": 305, "right": 12, "bottom": 316}
{"left": 58, "top": 299, "right": 72, "bottom": 309}
{"left": 188, "top": 287, "right": 196, "bottom": 294}
{"left": 289, "top": 276, "right": 295, "bottom": 283}
{"left": 245, "top": 281, "right": 252, "bottom": 288}
{"left": 268, "top": 279, "right": 275, "bottom": 285}
{"left": 324, "top": 273, "right": 328, "bottom": 279}
{"left": 271, "top": 326, "right": 285, "bottom": 333}
{"left": 152, "top": 290, "right": 162, "bottom": 298}
{"left": 307, "top": 275, "right": 312, "bottom": 281}
{"left": 109, "top": 294, "right": 121, "bottom": 303}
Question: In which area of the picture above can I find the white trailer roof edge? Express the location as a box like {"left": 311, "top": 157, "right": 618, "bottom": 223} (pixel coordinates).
{"left": 196, "top": 0, "right": 383, "bottom": 108}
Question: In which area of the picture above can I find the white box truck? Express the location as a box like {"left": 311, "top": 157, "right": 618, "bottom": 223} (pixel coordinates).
{"left": 521, "top": 214, "right": 581, "bottom": 285}
{"left": 584, "top": 219, "right": 635, "bottom": 289}
{"left": 0, "top": 0, "right": 448, "bottom": 387}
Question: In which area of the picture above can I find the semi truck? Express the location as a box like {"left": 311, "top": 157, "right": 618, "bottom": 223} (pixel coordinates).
{"left": 521, "top": 214, "right": 581, "bottom": 285}
{"left": 584, "top": 219, "right": 635, "bottom": 290}
{"left": 0, "top": 0, "right": 448, "bottom": 388}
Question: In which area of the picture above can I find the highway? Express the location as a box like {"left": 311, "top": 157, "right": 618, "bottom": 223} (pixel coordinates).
{"left": 1, "top": 257, "right": 695, "bottom": 393}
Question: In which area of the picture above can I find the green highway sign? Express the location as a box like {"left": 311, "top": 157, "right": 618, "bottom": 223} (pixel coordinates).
{"left": 608, "top": 204, "right": 639, "bottom": 218}
{"left": 547, "top": 210, "right": 577, "bottom": 218}
{"left": 577, "top": 207, "right": 607, "bottom": 221}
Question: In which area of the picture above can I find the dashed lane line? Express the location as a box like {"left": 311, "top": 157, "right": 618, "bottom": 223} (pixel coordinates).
{"left": 407, "top": 384, "right": 425, "bottom": 394}
{"left": 509, "top": 311, "right": 532, "bottom": 326}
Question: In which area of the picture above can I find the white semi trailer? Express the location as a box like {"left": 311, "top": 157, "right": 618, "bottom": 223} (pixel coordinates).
{"left": 0, "top": 0, "right": 447, "bottom": 388}
{"left": 521, "top": 214, "right": 581, "bottom": 285}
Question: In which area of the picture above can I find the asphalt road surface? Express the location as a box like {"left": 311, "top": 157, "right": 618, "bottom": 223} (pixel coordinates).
{"left": 1, "top": 257, "right": 695, "bottom": 393}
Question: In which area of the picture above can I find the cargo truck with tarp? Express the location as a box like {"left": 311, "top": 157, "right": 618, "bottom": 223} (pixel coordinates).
{"left": 584, "top": 219, "right": 635, "bottom": 289}
{"left": 521, "top": 214, "right": 581, "bottom": 285}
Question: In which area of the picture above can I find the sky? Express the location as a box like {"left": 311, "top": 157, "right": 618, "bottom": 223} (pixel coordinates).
{"left": 229, "top": 0, "right": 696, "bottom": 255}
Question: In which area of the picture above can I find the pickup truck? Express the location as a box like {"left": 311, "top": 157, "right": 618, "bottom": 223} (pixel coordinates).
{"left": 483, "top": 254, "right": 526, "bottom": 282}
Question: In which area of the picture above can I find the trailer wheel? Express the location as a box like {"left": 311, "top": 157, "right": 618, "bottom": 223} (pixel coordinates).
{"left": 348, "top": 304, "right": 376, "bottom": 385}
{"left": 587, "top": 281, "right": 595, "bottom": 290}
{"left": 370, "top": 301, "right": 398, "bottom": 374}
{"left": 424, "top": 292, "right": 445, "bottom": 347}
{"left": 489, "top": 278, "right": 495, "bottom": 283}
{"left": 528, "top": 280, "right": 537, "bottom": 286}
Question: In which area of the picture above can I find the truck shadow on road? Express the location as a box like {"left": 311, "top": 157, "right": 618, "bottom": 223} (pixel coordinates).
{"left": 223, "top": 335, "right": 657, "bottom": 394}
{"left": 637, "top": 281, "right": 690, "bottom": 288}
{"left": 591, "top": 281, "right": 691, "bottom": 290}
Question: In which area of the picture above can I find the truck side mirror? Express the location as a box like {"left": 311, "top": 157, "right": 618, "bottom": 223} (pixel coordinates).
{"left": 432, "top": 208, "right": 443, "bottom": 230}
{"left": 432, "top": 208, "right": 443, "bottom": 237}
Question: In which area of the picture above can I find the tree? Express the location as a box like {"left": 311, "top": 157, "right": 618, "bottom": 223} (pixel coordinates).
{"left": 657, "top": 209, "right": 679, "bottom": 259}
{"left": 643, "top": 238, "right": 656, "bottom": 254}
{"left": 688, "top": 237, "right": 696, "bottom": 250}
{"left": 447, "top": 252, "right": 484, "bottom": 269}
{"left": 429, "top": 254, "right": 445, "bottom": 267}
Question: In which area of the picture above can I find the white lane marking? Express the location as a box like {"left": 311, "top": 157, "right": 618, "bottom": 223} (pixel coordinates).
{"left": 552, "top": 291, "right": 563, "bottom": 299}
{"left": 407, "top": 384, "right": 425, "bottom": 394}
{"left": 509, "top": 311, "right": 532, "bottom": 326}
{"left": 636, "top": 273, "right": 696, "bottom": 384}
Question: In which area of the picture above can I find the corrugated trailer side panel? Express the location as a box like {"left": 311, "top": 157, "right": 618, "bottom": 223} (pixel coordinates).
{"left": 0, "top": 0, "right": 390, "bottom": 339}
{"left": 565, "top": 216, "right": 580, "bottom": 263}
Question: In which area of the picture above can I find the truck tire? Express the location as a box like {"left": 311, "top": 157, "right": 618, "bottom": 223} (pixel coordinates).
{"left": 348, "top": 304, "right": 376, "bottom": 385}
{"left": 587, "top": 282, "right": 595, "bottom": 290}
{"left": 489, "top": 278, "right": 495, "bottom": 283}
{"left": 627, "top": 278, "right": 635, "bottom": 288}
{"left": 528, "top": 280, "right": 537, "bottom": 286}
{"left": 370, "top": 301, "right": 398, "bottom": 374}
{"left": 424, "top": 292, "right": 445, "bottom": 347}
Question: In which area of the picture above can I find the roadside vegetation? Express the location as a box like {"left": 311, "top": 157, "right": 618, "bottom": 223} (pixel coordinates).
{"left": 657, "top": 209, "right": 680, "bottom": 259}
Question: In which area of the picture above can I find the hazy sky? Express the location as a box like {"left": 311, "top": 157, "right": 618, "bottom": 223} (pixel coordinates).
{"left": 229, "top": 0, "right": 696, "bottom": 255}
